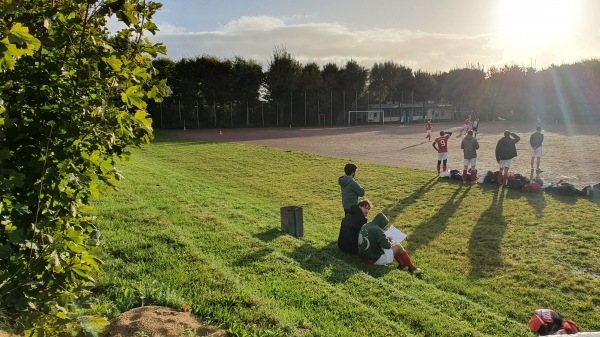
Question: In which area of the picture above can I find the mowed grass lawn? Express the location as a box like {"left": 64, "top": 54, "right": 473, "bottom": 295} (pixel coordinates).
{"left": 90, "top": 131, "right": 600, "bottom": 337}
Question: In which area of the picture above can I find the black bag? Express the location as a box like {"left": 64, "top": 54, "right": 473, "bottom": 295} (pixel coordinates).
{"left": 506, "top": 174, "right": 525, "bottom": 190}
{"left": 450, "top": 169, "right": 462, "bottom": 181}
{"left": 483, "top": 170, "right": 498, "bottom": 183}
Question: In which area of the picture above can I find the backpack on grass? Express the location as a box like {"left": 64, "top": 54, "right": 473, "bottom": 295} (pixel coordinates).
{"left": 450, "top": 169, "right": 462, "bottom": 181}
{"left": 528, "top": 309, "right": 578, "bottom": 335}
{"left": 523, "top": 181, "right": 542, "bottom": 193}
{"left": 507, "top": 173, "right": 529, "bottom": 191}
{"left": 483, "top": 170, "right": 499, "bottom": 184}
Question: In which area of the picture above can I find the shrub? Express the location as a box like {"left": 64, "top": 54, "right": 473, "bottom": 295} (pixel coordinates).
{"left": 0, "top": 1, "right": 169, "bottom": 334}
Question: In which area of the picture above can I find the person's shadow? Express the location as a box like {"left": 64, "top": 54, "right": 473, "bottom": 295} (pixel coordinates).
{"left": 525, "top": 171, "right": 547, "bottom": 218}
{"left": 250, "top": 229, "right": 391, "bottom": 284}
{"left": 383, "top": 177, "right": 438, "bottom": 223}
{"left": 468, "top": 187, "right": 507, "bottom": 279}
{"left": 408, "top": 187, "right": 470, "bottom": 254}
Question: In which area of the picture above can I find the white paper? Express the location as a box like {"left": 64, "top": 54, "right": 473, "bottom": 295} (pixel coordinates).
{"left": 385, "top": 226, "right": 407, "bottom": 243}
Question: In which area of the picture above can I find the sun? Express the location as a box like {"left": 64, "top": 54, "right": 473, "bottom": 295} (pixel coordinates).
{"left": 496, "top": 0, "right": 579, "bottom": 48}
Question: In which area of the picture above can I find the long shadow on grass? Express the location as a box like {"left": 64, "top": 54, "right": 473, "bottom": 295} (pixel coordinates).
{"left": 542, "top": 192, "right": 581, "bottom": 205}
{"left": 286, "top": 242, "right": 392, "bottom": 283}
{"left": 408, "top": 187, "right": 470, "bottom": 254}
{"left": 253, "top": 228, "right": 287, "bottom": 242}
{"left": 468, "top": 186, "right": 506, "bottom": 279}
{"left": 504, "top": 188, "right": 547, "bottom": 219}
{"left": 383, "top": 176, "right": 438, "bottom": 223}
{"left": 252, "top": 228, "right": 390, "bottom": 282}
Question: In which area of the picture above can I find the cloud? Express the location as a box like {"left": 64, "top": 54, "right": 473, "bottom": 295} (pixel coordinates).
{"left": 149, "top": 15, "right": 596, "bottom": 73}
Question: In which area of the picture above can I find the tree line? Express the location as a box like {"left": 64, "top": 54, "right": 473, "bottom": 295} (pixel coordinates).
{"left": 152, "top": 49, "right": 600, "bottom": 129}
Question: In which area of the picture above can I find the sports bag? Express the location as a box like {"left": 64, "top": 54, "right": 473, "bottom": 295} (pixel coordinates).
{"left": 528, "top": 309, "right": 579, "bottom": 335}
{"left": 523, "top": 181, "right": 541, "bottom": 193}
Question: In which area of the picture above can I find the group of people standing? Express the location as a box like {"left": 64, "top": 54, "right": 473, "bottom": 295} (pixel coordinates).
{"left": 337, "top": 164, "right": 420, "bottom": 274}
{"left": 334, "top": 120, "right": 545, "bottom": 274}
{"left": 429, "top": 118, "right": 545, "bottom": 186}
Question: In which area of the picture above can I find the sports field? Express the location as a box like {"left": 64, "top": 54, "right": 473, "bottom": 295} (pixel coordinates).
{"left": 170, "top": 120, "right": 600, "bottom": 189}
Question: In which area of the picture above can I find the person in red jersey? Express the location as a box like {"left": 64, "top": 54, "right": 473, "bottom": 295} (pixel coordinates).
{"left": 459, "top": 115, "right": 471, "bottom": 137}
{"left": 425, "top": 119, "right": 432, "bottom": 141}
{"left": 432, "top": 130, "right": 453, "bottom": 174}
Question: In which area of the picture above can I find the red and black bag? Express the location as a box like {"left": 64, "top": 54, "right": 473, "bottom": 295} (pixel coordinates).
{"left": 529, "top": 309, "right": 579, "bottom": 335}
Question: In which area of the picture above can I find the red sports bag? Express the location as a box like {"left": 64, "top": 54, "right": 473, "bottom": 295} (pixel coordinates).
{"left": 529, "top": 309, "right": 579, "bottom": 335}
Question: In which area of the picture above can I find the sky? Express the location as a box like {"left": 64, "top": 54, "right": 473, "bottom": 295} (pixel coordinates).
{"left": 146, "top": 0, "right": 600, "bottom": 73}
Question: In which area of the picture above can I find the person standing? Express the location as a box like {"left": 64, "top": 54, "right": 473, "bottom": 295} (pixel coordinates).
{"left": 337, "top": 199, "right": 372, "bottom": 254}
{"left": 459, "top": 115, "right": 471, "bottom": 137}
{"left": 338, "top": 163, "right": 365, "bottom": 216}
{"left": 425, "top": 119, "right": 432, "bottom": 141}
{"left": 472, "top": 117, "right": 479, "bottom": 137}
{"left": 433, "top": 130, "right": 453, "bottom": 174}
{"left": 530, "top": 125, "right": 544, "bottom": 173}
{"left": 495, "top": 130, "right": 521, "bottom": 186}
{"left": 357, "top": 212, "right": 420, "bottom": 274}
{"left": 460, "top": 130, "right": 480, "bottom": 184}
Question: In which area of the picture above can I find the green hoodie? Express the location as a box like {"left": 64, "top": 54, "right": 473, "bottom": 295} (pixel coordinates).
{"left": 460, "top": 133, "right": 479, "bottom": 159}
{"left": 358, "top": 213, "right": 391, "bottom": 260}
{"left": 338, "top": 175, "right": 365, "bottom": 210}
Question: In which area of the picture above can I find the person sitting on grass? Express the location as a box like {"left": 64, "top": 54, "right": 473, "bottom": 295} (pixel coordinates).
{"left": 337, "top": 199, "right": 372, "bottom": 255}
{"left": 357, "top": 212, "right": 421, "bottom": 274}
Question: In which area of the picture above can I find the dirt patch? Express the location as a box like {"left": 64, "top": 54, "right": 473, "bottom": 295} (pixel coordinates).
{"left": 100, "top": 306, "right": 228, "bottom": 337}
{"left": 166, "top": 120, "right": 600, "bottom": 189}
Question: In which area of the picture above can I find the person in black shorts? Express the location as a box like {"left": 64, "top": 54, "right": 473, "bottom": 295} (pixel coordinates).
{"left": 472, "top": 117, "right": 479, "bottom": 137}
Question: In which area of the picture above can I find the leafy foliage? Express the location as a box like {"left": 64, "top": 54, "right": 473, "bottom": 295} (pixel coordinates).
{"left": 0, "top": 0, "right": 168, "bottom": 334}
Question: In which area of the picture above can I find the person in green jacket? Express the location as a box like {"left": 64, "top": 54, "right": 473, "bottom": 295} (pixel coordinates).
{"left": 358, "top": 213, "right": 420, "bottom": 274}
{"left": 338, "top": 163, "right": 365, "bottom": 216}
{"left": 460, "top": 130, "right": 480, "bottom": 185}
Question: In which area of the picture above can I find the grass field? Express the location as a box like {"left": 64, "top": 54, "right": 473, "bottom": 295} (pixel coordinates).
{"left": 89, "top": 131, "right": 600, "bottom": 336}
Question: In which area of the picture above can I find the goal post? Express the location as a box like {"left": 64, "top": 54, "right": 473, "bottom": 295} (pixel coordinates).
{"left": 348, "top": 110, "right": 384, "bottom": 125}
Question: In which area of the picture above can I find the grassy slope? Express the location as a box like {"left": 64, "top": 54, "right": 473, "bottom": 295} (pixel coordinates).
{"left": 91, "top": 132, "right": 600, "bottom": 337}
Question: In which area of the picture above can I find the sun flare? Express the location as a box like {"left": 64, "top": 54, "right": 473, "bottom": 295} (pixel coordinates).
{"left": 496, "top": 0, "right": 579, "bottom": 48}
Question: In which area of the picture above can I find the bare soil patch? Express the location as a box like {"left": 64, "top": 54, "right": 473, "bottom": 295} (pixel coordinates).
{"left": 167, "top": 120, "right": 600, "bottom": 188}
{"left": 100, "top": 306, "right": 228, "bottom": 337}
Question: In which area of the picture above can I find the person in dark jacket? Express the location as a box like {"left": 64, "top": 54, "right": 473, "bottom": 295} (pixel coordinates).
{"left": 530, "top": 125, "right": 544, "bottom": 173}
{"left": 495, "top": 130, "right": 521, "bottom": 186}
{"left": 338, "top": 163, "right": 365, "bottom": 215}
{"left": 460, "top": 130, "right": 480, "bottom": 185}
{"left": 337, "top": 199, "right": 372, "bottom": 254}
{"left": 358, "top": 213, "right": 420, "bottom": 274}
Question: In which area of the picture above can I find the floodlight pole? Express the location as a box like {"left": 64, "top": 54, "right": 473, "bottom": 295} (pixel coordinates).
{"left": 330, "top": 90, "right": 332, "bottom": 126}
{"left": 317, "top": 90, "right": 320, "bottom": 126}
{"left": 343, "top": 90, "right": 346, "bottom": 125}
